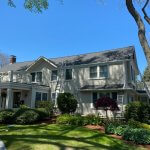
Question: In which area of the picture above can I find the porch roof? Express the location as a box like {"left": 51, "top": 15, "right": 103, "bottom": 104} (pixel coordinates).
{"left": 80, "top": 84, "right": 124, "bottom": 91}
{"left": 0, "top": 82, "right": 50, "bottom": 90}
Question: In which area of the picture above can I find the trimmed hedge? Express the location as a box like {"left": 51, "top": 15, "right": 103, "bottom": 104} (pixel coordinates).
{"left": 0, "top": 107, "right": 51, "bottom": 124}
{"left": 57, "top": 93, "right": 77, "bottom": 114}
{"left": 56, "top": 114, "right": 102, "bottom": 126}
{"left": 35, "top": 101, "right": 53, "bottom": 117}
{"left": 0, "top": 109, "right": 15, "bottom": 124}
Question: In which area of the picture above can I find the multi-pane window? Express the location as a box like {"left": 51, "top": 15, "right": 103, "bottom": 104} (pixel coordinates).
{"left": 51, "top": 70, "right": 58, "bottom": 81}
{"left": 90, "top": 66, "right": 97, "bottom": 78}
{"left": 66, "top": 69, "right": 72, "bottom": 80}
{"left": 99, "top": 92, "right": 110, "bottom": 98}
{"left": 100, "top": 65, "right": 108, "bottom": 78}
{"left": 51, "top": 93, "right": 56, "bottom": 101}
{"left": 35, "top": 92, "right": 48, "bottom": 101}
{"left": 31, "top": 72, "right": 42, "bottom": 82}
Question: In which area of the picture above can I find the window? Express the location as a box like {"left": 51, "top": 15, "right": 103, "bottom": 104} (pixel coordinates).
{"left": 31, "top": 72, "right": 42, "bottom": 82}
{"left": 92, "top": 92, "right": 98, "bottom": 106}
{"left": 112, "top": 92, "right": 117, "bottom": 100}
{"left": 42, "top": 93, "right": 48, "bottom": 101}
{"left": 35, "top": 92, "right": 48, "bottom": 101}
{"left": 51, "top": 93, "right": 56, "bottom": 100}
{"left": 31, "top": 73, "right": 35, "bottom": 82}
{"left": 90, "top": 66, "right": 97, "bottom": 78}
{"left": 100, "top": 65, "right": 108, "bottom": 78}
{"left": 37, "top": 72, "right": 42, "bottom": 82}
{"left": 35, "top": 92, "right": 41, "bottom": 101}
{"left": 66, "top": 69, "right": 72, "bottom": 80}
{"left": 99, "top": 92, "right": 110, "bottom": 98}
{"left": 51, "top": 70, "right": 58, "bottom": 81}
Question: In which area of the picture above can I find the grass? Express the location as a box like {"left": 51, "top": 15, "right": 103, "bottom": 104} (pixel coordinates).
{"left": 0, "top": 124, "right": 145, "bottom": 150}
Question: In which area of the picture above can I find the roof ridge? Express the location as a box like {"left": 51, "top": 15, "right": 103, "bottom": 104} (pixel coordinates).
{"left": 49, "top": 46, "right": 134, "bottom": 60}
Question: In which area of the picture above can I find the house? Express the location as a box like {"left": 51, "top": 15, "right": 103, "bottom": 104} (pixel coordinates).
{"left": 0, "top": 46, "right": 148, "bottom": 117}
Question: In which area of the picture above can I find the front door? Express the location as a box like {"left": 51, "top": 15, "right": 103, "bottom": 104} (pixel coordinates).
{"left": 13, "top": 92, "right": 21, "bottom": 108}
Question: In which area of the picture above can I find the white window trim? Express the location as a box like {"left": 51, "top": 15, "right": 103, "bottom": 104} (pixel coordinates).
{"left": 31, "top": 71, "right": 42, "bottom": 83}
{"left": 89, "top": 65, "right": 109, "bottom": 79}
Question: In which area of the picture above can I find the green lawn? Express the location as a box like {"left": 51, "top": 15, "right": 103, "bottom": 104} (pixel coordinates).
{"left": 0, "top": 124, "right": 145, "bottom": 150}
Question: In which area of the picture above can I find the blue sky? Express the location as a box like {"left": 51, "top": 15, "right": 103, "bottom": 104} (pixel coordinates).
{"left": 0, "top": 0, "right": 148, "bottom": 73}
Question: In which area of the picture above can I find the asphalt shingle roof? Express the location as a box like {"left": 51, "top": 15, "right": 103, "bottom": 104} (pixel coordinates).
{"left": 0, "top": 46, "right": 135, "bottom": 72}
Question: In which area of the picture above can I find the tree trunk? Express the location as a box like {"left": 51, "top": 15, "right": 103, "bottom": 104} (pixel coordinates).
{"left": 126, "top": 0, "right": 150, "bottom": 66}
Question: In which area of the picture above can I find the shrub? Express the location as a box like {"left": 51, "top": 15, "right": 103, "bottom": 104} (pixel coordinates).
{"left": 123, "top": 128, "right": 150, "bottom": 144}
{"left": 14, "top": 108, "right": 40, "bottom": 124}
{"left": 56, "top": 114, "right": 84, "bottom": 126}
{"left": 124, "top": 101, "right": 150, "bottom": 124}
{"left": 57, "top": 93, "right": 77, "bottom": 114}
{"left": 84, "top": 114, "right": 102, "bottom": 125}
{"left": 35, "top": 101, "right": 54, "bottom": 117}
{"left": 0, "top": 109, "right": 15, "bottom": 124}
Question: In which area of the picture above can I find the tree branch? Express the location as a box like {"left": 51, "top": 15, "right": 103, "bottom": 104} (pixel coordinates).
{"left": 142, "top": 0, "right": 150, "bottom": 24}
{"left": 126, "top": 0, "right": 150, "bottom": 66}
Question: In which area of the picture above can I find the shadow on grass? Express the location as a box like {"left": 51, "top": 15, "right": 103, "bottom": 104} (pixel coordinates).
{"left": 0, "top": 124, "right": 138, "bottom": 150}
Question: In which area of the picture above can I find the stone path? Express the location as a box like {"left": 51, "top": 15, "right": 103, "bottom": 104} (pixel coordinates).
{"left": 0, "top": 141, "right": 6, "bottom": 150}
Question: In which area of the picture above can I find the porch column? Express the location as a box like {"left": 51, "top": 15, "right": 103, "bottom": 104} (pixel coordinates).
{"left": 31, "top": 88, "right": 36, "bottom": 108}
{"left": 0, "top": 89, "right": 2, "bottom": 110}
{"left": 6, "top": 88, "right": 13, "bottom": 109}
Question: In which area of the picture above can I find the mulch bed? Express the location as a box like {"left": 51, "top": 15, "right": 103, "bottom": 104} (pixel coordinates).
{"left": 85, "top": 125, "right": 150, "bottom": 150}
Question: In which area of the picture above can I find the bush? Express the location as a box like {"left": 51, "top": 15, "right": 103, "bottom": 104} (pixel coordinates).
{"left": 123, "top": 128, "right": 150, "bottom": 144}
{"left": 124, "top": 101, "right": 150, "bottom": 124}
{"left": 35, "top": 108, "right": 49, "bottom": 120}
{"left": 14, "top": 108, "right": 40, "bottom": 124}
{"left": 0, "top": 109, "right": 15, "bottom": 124}
{"left": 35, "top": 101, "right": 54, "bottom": 117}
{"left": 57, "top": 93, "right": 77, "bottom": 114}
{"left": 56, "top": 114, "right": 84, "bottom": 126}
{"left": 84, "top": 114, "right": 102, "bottom": 125}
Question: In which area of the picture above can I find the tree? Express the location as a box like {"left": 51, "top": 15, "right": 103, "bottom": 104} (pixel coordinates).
{"left": 126, "top": 0, "right": 150, "bottom": 66}
{"left": 143, "top": 66, "right": 150, "bottom": 82}
{"left": 0, "top": 52, "right": 9, "bottom": 68}
{"left": 95, "top": 96, "right": 119, "bottom": 119}
{"left": 6, "top": 0, "right": 150, "bottom": 66}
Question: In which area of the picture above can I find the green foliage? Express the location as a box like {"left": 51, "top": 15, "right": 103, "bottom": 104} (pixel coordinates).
{"left": 35, "top": 101, "right": 54, "bottom": 117}
{"left": 124, "top": 101, "right": 150, "bottom": 124}
{"left": 57, "top": 93, "right": 77, "bottom": 114}
{"left": 7, "top": 0, "right": 49, "bottom": 13}
{"left": 143, "top": 66, "right": 150, "bottom": 82}
{"left": 14, "top": 108, "right": 40, "bottom": 124}
{"left": 56, "top": 114, "right": 84, "bottom": 126}
{"left": 123, "top": 128, "right": 150, "bottom": 144}
{"left": 56, "top": 114, "right": 102, "bottom": 126}
{"left": 84, "top": 114, "right": 102, "bottom": 125}
{"left": 0, "top": 109, "right": 15, "bottom": 124}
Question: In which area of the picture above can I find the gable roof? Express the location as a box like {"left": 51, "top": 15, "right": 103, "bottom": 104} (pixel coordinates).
{"left": 0, "top": 46, "right": 136, "bottom": 72}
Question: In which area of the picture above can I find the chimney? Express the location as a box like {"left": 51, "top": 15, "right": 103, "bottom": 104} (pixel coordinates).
{"left": 10, "top": 55, "right": 16, "bottom": 64}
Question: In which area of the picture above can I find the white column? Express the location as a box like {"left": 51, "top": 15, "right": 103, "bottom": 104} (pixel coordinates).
{"left": 31, "top": 88, "right": 36, "bottom": 108}
{"left": 6, "top": 88, "right": 13, "bottom": 109}
{"left": 8, "top": 71, "right": 13, "bottom": 82}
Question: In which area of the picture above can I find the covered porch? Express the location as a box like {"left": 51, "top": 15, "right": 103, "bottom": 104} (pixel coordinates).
{"left": 0, "top": 82, "right": 32, "bottom": 110}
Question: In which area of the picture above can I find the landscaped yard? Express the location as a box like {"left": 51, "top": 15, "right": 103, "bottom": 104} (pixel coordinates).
{"left": 0, "top": 124, "right": 145, "bottom": 150}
